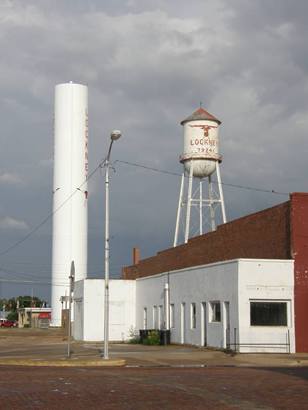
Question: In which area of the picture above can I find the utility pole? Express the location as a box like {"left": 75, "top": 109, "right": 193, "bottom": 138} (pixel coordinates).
{"left": 67, "top": 261, "right": 75, "bottom": 359}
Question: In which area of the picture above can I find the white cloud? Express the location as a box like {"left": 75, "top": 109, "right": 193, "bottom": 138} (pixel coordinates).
{"left": 0, "top": 172, "right": 22, "bottom": 185}
{"left": 0, "top": 216, "right": 29, "bottom": 230}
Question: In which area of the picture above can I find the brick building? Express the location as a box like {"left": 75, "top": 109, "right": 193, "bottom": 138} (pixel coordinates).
{"left": 122, "top": 192, "right": 308, "bottom": 352}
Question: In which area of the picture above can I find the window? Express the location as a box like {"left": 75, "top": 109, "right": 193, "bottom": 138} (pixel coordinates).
{"left": 191, "top": 303, "right": 196, "bottom": 329}
{"left": 170, "top": 304, "right": 175, "bottom": 328}
{"left": 153, "top": 305, "right": 157, "bottom": 329}
{"left": 250, "top": 301, "right": 287, "bottom": 326}
{"left": 143, "top": 308, "right": 147, "bottom": 330}
{"left": 210, "top": 301, "right": 221, "bottom": 322}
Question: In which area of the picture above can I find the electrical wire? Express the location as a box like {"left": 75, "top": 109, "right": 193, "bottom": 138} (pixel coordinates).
{"left": 115, "top": 160, "right": 289, "bottom": 196}
{"left": 0, "top": 155, "right": 289, "bottom": 262}
{"left": 0, "top": 155, "right": 107, "bottom": 258}
{"left": 0, "top": 278, "right": 69, "bottom": 287}
{"left": 0, "top": 264, "right": 122, "bottom": 283}
{"left": 0, "top": 267, "right": 50, "bottom": 280}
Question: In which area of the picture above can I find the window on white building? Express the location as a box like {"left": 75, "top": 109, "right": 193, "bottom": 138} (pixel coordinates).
{"left": 153, "top": 305, "right": 157, "bottom": 329}
{"left": 191, "top": 303, "right": 196, "bottom": 329}
{"left": 210, "top": 301, "right": 221, "bottom": 322}
{"left": 170, "top": 304, "right": 175, "bottom": 328}
{"left": 250, "top": 301, "right": 288, "bottom": 326}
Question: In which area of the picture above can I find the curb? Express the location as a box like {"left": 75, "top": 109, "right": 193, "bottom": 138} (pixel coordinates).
{"left": 0, "top": 358, "right": 126, "bottom": 367}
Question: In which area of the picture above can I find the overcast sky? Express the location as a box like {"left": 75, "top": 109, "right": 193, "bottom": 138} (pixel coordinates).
{"left": 0, "top": 0, "right": 308, "bottom": 301}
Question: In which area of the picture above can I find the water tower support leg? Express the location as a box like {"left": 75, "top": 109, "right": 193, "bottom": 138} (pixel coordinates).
{"left": 199, "top": 179, "right": 203, "bottom": 235}
{"left": 216, "top": 162, "right": 227, "bottom": 223}
{"left": 208, "top": 175, "right": 216, "bottom": 231}
{"left": 184, "top": 161, "right": 194, "bottom": 243}
{"left": 173, "top": 173, "right": 185, "bottom": 247}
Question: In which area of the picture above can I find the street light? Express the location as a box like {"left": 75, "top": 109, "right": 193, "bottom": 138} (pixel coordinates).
{"left": 67, "top": 260, "right": 75, "bottom": 359}
{"left": 103, "top": 129, "right": 122, "bottom": 360}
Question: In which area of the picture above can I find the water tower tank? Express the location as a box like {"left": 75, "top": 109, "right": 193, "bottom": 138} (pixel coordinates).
{"left": 180, "top": 107, "right": 222, "bottom": 178}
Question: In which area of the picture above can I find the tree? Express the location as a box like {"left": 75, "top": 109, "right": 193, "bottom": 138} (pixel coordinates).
{"left": 0, "top": 296, "right": 47, "bottom": 312}
{"left": 6, "top": 311, "right": 18, "bottom": 321}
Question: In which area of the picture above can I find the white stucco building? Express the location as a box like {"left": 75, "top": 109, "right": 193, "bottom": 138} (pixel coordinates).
{"left": 74, "top": 279, "right": 135, "bottom": 342}
{"left": 73, "top": 258, "right": 295, "bottom": 353}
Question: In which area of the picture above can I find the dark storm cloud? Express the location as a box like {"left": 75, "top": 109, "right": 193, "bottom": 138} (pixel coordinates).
{"left": 0, "top": 0, "right": 307, "bottom": 299}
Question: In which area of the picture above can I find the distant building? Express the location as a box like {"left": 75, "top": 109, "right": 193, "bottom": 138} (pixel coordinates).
{"left": 0, "top": 310, "right": 8, "bottom": 320}
{"left": 18, "top": 308, "right": 51, "bottom": 329}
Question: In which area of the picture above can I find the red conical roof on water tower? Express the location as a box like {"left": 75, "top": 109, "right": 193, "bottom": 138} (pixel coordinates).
{"left": 180, "top": 107, "right": 221, "bottom": 125}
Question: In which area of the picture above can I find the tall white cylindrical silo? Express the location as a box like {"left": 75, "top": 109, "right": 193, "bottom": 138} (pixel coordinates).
{"left": 51, "top": 82, "right": 88, "bottom": 327}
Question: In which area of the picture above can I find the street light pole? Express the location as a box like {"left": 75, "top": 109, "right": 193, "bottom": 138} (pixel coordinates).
{"left": 103, "top": 130, "right": 121, "bottom": 360}
{"left": 67, "top": 260, "right": 75, "bottom": 359}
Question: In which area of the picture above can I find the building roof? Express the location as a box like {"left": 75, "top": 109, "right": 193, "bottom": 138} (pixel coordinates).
{"left": 180, "top": 107, "right": 221, "bottom": 125}
{"left": 18, "top": 307, "right": 51, "bottom": 313}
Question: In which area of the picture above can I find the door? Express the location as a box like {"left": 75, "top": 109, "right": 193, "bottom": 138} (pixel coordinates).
{"left": 74, "top": 301, "right": 83, "bottom": 340}
{"left": 224, "top": 302, "right": 230, "bottom": 349}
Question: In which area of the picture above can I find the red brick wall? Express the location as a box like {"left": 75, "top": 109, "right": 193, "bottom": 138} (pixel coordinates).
{"left": 122, "top": 201, "right": 291, "bottom": 279}
{"left": 290, "top": 193, "right": 308, "bottom": 352}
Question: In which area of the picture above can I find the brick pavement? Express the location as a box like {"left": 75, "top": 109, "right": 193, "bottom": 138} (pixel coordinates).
{"left": 0, "top": 366, "right": 308, "bottom": 409}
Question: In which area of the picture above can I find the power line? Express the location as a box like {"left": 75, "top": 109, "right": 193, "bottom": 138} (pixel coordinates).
{"left": 0, "top": 267, "right": 50, "bottom": 280}
{"left": 115, "top": 160, "right": 289, "bottom": 196}
{"left": 115, "top": 160, "right": 181, "bottom": 177}
{"left": 0, "top": 267, "right": 104, "bottom": 279}
{"left": 0, "top": 278, "right": 69, "bottom": 287}
{"left": 0, "top": 275, "right": 120, "bottom": 287}
{"left": 0, "top": 155, "right": 107, "bottom": 258}
{"left": 0, "top": 156, "right": 289, "bottom": 260}
{"left": 0, "top": 265, "right": 122, "bottom": 284}
{"left": 0, "top": 261, "right": 111, "bottom": 269}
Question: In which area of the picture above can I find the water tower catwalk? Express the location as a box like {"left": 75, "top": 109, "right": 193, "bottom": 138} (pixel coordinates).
{"left": 51, "top": 83, "right": 88, "bottom": 326}
{"left": 174, "top": 107, "right": 226, "bottom": 246}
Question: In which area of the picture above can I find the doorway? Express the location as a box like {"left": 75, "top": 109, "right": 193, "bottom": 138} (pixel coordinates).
{"left": 224, "top": 301, "right": 230, "bottom": 349}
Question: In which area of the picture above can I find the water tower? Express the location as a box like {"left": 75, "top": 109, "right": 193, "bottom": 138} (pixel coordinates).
{"left": 173, "top": 107, "right": 227, "bottom": 246}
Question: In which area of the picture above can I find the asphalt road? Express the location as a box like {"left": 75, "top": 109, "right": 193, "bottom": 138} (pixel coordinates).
{"left": 1, "top": 366, "right": 308, "bottom": 409}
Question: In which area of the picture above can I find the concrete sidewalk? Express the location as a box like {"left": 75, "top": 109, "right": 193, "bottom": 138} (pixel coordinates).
{"left": 1, "top": 328, "right": 308, "bottom": 367}
{"left": 109, "top": 343, "right": 308, "bottom": 368}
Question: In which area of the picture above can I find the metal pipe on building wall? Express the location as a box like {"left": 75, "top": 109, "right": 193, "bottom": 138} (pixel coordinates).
{"left": 164, "top": 283, "right": 170, "bottom": 330}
